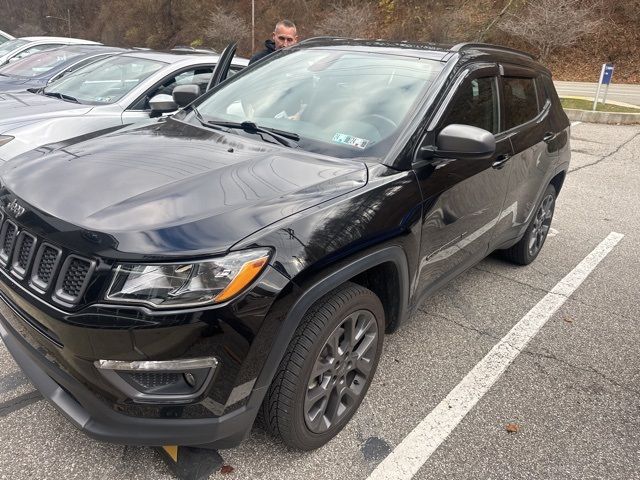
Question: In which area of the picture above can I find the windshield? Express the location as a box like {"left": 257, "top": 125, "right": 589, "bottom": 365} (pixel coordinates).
{"left": 43, "top": 55, "right": 165, "bottom": 104}
{"left": 0, "top": 49, "right": 83, "bottom": 78}
{"left": 0, "top": 39, "right": 28, "bottom": 56}
{"left": 194, "top": 48, "right": 442, "bottom": 159}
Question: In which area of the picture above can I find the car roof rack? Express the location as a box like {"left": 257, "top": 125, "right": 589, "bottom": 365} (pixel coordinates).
{"left": 450, "top": 42, "right": 534, "bottom": 60}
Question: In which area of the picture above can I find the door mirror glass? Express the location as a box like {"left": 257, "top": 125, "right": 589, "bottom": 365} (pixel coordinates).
{"left": 420, "top": 124, "right": 496, "bottom": 160}
{"left": 149, "top": 94, "right": 178, "bottom": 115}
{"left": 172, "top": 84, "right": 200, "bottom": 107}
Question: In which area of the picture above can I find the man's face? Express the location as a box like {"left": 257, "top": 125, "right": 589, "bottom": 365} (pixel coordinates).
{"left": 272, "top": 25, "right": 298, "bottom": 50}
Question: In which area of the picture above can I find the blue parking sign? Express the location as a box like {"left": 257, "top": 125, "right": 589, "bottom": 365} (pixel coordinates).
{"left": 602, "top": 63, "right": 614, "bottom": 85}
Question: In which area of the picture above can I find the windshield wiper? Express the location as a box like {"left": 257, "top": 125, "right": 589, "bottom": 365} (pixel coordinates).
{"left": 42, "top": 91, "right": 80, "bottom": 104}
{"left": 203, "top": 119, "right": 300, "bottom": 148}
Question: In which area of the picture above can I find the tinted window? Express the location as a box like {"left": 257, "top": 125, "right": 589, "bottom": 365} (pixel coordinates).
{"left": 441, "top": 77, "right": 499, "bottom": 134}
{"left": 503, "top": 77, "right": 538, "bottom": 130}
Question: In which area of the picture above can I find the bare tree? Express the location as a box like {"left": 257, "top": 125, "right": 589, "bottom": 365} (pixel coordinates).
{"left": 205, "top": 5, "right": 250, "bottom": 51}
{"left": 314, "top": 1, "right": 377, "bottom": 38}
{"left": 499, "top": 0, "right": 602, "bottom": 61}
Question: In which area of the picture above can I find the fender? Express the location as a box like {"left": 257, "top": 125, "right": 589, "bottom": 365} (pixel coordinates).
{"left": 243, "top": 245, "right": 410, "bottom": 412}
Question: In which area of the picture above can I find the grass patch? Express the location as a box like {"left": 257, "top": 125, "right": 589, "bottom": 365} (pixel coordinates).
{"left": 560, "top": 98, "right": 640, "bottom": 113}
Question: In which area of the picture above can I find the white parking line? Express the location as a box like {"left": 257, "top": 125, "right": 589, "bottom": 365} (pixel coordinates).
{"left": 571, "top": 121, "right": 582, "bottom": 126}
{"left": 367, "top": 231, "right": 624, "bottom": 480}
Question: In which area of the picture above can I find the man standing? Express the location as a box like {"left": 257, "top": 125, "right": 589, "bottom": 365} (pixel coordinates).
{"left": 249, "top": 20, "right": 298, "bottom": 65}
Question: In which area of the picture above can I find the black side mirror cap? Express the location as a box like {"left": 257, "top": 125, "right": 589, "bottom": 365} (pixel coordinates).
{"left": 419, "top": 124, "right": 496, "bottom": 161}
{"left": 172, "top": 84, "right": 201, "bottom": 107}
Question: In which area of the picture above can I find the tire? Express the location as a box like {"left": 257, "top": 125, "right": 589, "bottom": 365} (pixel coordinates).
{"left": 260, "top": 282, "right": 385, "bottom": 450}
{"left": 502, "top": 184, "right": 556, "bottom": 265}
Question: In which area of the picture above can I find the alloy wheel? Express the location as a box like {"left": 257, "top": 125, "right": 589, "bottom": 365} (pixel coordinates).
{"left": 304, "top": 309, "right": 379, "bottom": 433}
{"left": 528, "top": 194, "right": 555, "bottom": 257}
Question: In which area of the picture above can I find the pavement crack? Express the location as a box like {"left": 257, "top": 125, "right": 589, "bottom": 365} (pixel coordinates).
{"left": 569, "top": 132, "right": 640, "bottom": 174}
{"left": 521, "top": 347, "right": 640, "bottom": 396}
{"left": 419, "top": 308, "right": 501, "bottom": 342}
{"left": 473, "top": 265, "right": 551, "bottom": 295}
{"left": 0, "top": 390, "right": 42, "bottom": 417}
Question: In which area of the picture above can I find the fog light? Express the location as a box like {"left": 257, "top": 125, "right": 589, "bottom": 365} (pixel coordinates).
{"left": 95, "top": 357, "right": 218, "bottom": 403}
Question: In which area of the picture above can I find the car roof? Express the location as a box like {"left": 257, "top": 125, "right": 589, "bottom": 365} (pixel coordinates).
{"left": 119, "top": 50, "right": 249, "bottom": 66}
{"left": 44, "top": 44, "right": 127, "bottom": 54}
{"left": 295, "top": 37, "right": 546, "bottom": 72}
{"left": 20, "top": 36, "right": 101, "bottom": 45}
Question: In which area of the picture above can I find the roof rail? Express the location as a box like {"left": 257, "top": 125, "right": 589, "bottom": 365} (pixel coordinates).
{"left": 450, "top": 42, "right": 534, "bottom": 59}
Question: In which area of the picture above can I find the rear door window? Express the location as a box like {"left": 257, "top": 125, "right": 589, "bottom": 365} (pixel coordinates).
{"left": 440, "top": 76, "right": 499, "bottom": 134}
{"left": 503, "top": 77, "right": 539, "bottom": 130}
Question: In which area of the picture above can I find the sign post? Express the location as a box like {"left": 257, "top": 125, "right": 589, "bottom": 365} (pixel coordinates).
{"left": 592, "top": 63, "right": 614, "bottom": 111}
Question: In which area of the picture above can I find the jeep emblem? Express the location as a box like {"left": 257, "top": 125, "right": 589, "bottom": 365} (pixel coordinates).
{"left": 6, "top": 199, "right": 25, "bottom": 218}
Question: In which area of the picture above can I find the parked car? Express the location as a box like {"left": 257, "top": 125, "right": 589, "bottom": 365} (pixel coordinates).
{"left": 0, "top": 36, "right": 100, "bottom": 66}
{"left": 0, "top": 39, "right": 570, "bottom": 451}
{"left": 0, "top": 29, "right": 14, "bottom": 45}
{"left": 0, "top": 45, "right": 126, "bottom": 93}
{"left": 0, "top": 50, "right": 248, "bottom": 161}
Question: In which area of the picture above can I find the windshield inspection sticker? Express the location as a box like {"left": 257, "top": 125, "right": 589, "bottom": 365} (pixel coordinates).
{"left": 332, "top": 133, "right": 370, "bottom": 149}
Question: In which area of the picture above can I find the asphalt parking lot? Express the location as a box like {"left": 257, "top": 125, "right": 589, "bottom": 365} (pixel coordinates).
{"left": 1, "top": 122, "right": 639, "bottom": 480}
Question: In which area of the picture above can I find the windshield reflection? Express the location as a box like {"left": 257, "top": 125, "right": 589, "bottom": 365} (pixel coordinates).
{"left": 194, "top": 49, "right": 443, "bottom": 159}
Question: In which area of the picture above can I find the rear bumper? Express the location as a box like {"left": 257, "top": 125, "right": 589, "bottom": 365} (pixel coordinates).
{"left": 0, "top": 301, "right": 261, "bottom": 448}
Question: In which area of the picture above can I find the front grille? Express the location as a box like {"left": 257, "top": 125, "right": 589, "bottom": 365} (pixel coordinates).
{"left": 61, "top": 257, "right": 91, "bottom": 298}
{"left": 17, "top": 235, "right": 34, "bottom": 269}
{"left": 30, "top": 244, "right": 62, "bottom": 292}
{"left": 54, "top": 255, "right": 95, "bottom": 305}
{"left": 0, "top": 210, "right": 96, "bottom": 307}
{"left": 11, "top": 231, "right": 37, "bottom": 278}
{"left": 0, "top": 220, "right": 17, "bottom": 265}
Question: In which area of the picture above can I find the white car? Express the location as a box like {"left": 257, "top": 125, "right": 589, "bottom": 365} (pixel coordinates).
{"left": 0, "top": 50, "right": 248, "bottom": 161}
{"left": 0, "top": 36, "right": 100, "bottom": 66}
{"left": 0, "top": 29, "right": 14, "bottom": 44}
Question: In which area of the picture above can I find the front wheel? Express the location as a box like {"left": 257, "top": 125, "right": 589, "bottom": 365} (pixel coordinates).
{"left": 260, "top": 282, "right": 385, "bottom": 450}
{"left": 502, "top": 184, "right": 556, "bottom": 265}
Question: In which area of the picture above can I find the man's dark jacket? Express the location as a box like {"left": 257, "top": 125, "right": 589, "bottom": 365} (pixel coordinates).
{"left": 249, "top": 39, "right": 276, "bottom": 65}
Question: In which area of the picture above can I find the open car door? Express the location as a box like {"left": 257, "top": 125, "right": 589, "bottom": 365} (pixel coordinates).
{"left": 206, "top": 42, "right": 237, "bottom": 92}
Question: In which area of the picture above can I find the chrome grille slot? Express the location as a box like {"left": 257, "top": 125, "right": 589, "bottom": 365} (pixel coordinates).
{"left": 0, "top": 220, "right": 18, "bottom": 266}
{"left": 11, "top": 231, "right": 37, "bottom": 279}
{"left": 54, "top": 255, "right": 95, "bottom": 305}
{"left": 30, "top": 243, "right": 62, "bottom": 292}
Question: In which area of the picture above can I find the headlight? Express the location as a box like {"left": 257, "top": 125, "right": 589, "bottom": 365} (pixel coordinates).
{"left": 106, "top": 248, "right": 271, "bottom": 308}
{"left": 0, "top": 135, "right": 14, "bottom": 147}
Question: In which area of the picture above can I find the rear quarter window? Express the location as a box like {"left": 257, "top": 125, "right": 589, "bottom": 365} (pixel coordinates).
{"left": 503, "top": 77, "right": 539, "bottom": 130}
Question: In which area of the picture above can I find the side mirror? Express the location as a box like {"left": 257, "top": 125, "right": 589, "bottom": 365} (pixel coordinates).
{"left": 172, "top": 84, "right": 200, "bottom": 107}
{"left": 149, "top": 94, "right": 178, "bottom": 116}
{"left": 419, "top": 124, "right": 496, "bottom": 160}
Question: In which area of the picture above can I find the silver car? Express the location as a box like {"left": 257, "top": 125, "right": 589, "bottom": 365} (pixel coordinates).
{"left": 0, "top": 36, "right": 100, "bottom": 66}
{"left": 0, "top": 51, "right": 248, "bottom": 161}
{"left": 0, "top": 29, "right": 13, "bottom": 44}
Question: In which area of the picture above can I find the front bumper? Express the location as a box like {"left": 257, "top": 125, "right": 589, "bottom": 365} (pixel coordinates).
{"left": 0, "top": 295, "right": 263, "bottom": 447}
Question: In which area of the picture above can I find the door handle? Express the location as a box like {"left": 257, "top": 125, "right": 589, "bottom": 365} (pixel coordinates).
{"left": 492, "top": 154, "right": 511, "bottom": 169}
{"left": 543, "top": 132, "right": 556, "bottom": 143}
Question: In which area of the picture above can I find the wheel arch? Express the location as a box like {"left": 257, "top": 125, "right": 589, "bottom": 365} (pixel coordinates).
{"left": 250, "top": 246, "right": 409, "bottom": 398}
{"left": 549, "top": 170, "right": 566, "bottom": 197}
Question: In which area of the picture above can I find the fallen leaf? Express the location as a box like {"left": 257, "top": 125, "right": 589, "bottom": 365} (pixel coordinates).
{"left": 221, "top": 465, "right": 235, "bottom": 474}
{"left": 563, "top": 317, "right": 574, "bottom": 324}
{"left": 505, "top": 423, "right": 519, "bottom": 433}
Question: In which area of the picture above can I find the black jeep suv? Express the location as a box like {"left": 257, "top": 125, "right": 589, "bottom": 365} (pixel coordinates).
{"left": 0, "top": 39, "right": 570, "bottom": 451}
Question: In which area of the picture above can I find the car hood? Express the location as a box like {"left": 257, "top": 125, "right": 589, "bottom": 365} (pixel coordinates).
{"left": 0, "top": 91, "right": 92, "bottom": 128}
{"left": 0, "top": 77, "right": 46, "bottom": 93}
{"left": 1, "top": 118, "right": 368, "bottom": 257}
